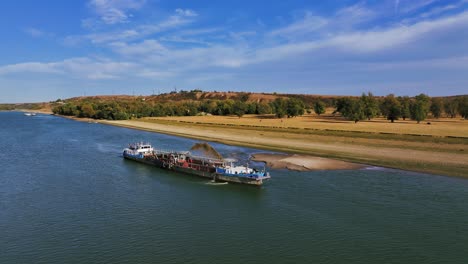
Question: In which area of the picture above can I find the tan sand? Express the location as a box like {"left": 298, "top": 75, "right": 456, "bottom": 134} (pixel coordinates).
{"left": 251, "top": 153, "right": 366, "bottom": 171}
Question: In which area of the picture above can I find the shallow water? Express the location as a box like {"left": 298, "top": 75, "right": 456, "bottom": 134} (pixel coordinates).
{"left": 1, "top": 112, "right": 468, "bottom": 264}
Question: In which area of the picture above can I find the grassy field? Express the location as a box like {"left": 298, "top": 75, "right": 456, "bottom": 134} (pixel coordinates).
{"left": 148, "top": 112, "right": 468, "bottom": 138}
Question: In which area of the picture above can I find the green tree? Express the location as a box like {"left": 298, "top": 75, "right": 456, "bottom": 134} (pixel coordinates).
{"left": 113, "top": 111, "right": 129, "bottom": 120}
{"left": 272, "top": 98, "right": 288, "bottom": 118}
{"left": 360, "top": 92, "right": 379, "bottom": 120}
{"left": 201, "top": 100, "right": 218, "bottom": 115}
{"left": 410, "top": 93, "right": 431, "bottom": 123}
{"left": 444, "top": 98, "right": 458, "bottom": 118}
{"left": 137, "top": 103, "right": 152, "bottom": 117}
{"left": 430, "top": 97, "right": 443, "bottom": 118}
{"left": 334, "top": 97, "right": 353, "bottom": 116}
{"left": 286, "top": 98, "right": 305, "bottom": 117}
{"left": 79, "top": 103, "right": 96, "bottom": 118}
{"left": 381, "top": 94, "right": 401, "bottom": 123}
{"left": 151, "top": 104, "right": 165, "bottom": 117}
{"left": 256, "top": 102, "right": 272, "bottom": 114}
{"left": 457, "top": 96, "right": 468, "bottom": 119}
{"left": 237, "top": 92, "right": 250, "bottom": 102}
{"left": 398, "top": 96, "right": 411, "bottom": 120}
{"left": 347, "top": 99, "right": 366, "bottom": 123}
{"left": 335, "top": 97, "right": 365, "bottom": 123}
{"left": 313, "top": 100, "right": 326, "bottom": 116}
{"left": 232, "top": 100, "right": 247, "bottom": 118}
{"left": 246, "top": 102, "right": 257, "bottom": 114}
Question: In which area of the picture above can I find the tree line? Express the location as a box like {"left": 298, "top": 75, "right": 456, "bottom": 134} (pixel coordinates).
{"left": 51, "top": 97, "right": 306, "bottom": 120}
{"left": 334, "top": 93, "right": 468, "bottom": 123}
{"left": 51, "top": 93, "right": 468, "bottom": 122}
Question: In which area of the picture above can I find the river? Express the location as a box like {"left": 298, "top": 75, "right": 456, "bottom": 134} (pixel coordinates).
{"left": 1, "top": 112, "right": 467, "bottom": 264}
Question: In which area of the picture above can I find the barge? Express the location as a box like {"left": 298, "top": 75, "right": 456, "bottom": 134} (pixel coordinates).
{"left": 123, "top": 142, "right": 270, "bottom": 186}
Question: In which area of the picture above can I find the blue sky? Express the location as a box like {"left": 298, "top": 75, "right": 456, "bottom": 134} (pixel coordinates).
{"left": 1, "top": 0, "right": 468, "bottom": 103}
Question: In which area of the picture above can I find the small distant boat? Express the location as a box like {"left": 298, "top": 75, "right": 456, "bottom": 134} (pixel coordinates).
{"left": 122, "top": 142, "right": 271, "bottom": 186}
{"left": 24, "top": 112, "right": 36, "bottom": 116}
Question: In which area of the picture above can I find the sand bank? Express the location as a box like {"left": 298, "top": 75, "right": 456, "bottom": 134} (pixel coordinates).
{"left": 251, "top": 153, "right": 365, "bottom": 171}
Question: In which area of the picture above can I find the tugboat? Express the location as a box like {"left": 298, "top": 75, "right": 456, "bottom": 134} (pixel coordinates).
{"left": 122, "top": 142, "right": 270, "bottom": 186}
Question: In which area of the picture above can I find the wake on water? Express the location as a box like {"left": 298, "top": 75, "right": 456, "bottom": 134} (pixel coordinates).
{"left": 204, "top": 181, "right": 229, "bottom": 186}
{"left": 96, "top": 143, "right": 122, "bottom": 154}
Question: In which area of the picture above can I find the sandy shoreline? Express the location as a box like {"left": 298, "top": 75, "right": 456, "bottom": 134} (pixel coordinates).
{"left": 251, "top": 153, "right": 366, "bottom": 171}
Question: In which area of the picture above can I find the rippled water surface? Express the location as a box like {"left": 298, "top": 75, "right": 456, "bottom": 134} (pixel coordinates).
{"left": 1, "top": 112, "right": 468, "bottom": 264}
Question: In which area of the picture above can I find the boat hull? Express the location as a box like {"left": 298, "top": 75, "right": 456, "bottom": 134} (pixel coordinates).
{"left": 123, "top": 153, "right": 267, "bottom": 186}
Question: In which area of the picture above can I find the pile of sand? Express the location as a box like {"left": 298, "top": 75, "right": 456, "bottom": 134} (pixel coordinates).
{"left": 251, "top": 153, "right": 365, "bottom": 171}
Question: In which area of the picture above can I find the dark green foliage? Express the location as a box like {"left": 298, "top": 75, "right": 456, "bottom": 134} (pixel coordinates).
{"left": 335, "top": 97, "right": 366, "bottom": 123}
{"left": 232, "top": 100, "right": 247, "bottom": 118}
{"left": 79, "top": 103, "right": 96, "bottom": 118}
{"left": 444, "top": 98, "right": 458, "bottom": 118}
{"left": 360, "top": 92, "right": 379, "bottom": 120}
{"left": 0, "top": 104, "right": 16, "bottom": 110}
{"left": 272, "top": 98, "right": 288, "bottom": 118}
{"left": 381, "top": 94, "right": 401, "bottom": 123}
{"left": 457, "top": 96, "right": 468, "bottom": 119}
{"left": 313, "top": 100, "right": 326, "bottom": 115}
{"left": 410, "top": 93, "right": 431, "bottom": 123}
{"left": 347, "top": 99, "right": 366, "bottom": 123}
{"left": 286, "top": 98, "right": 305, "bottom": 117}
{"left": 48, "top": 92, "right": 463, "bottom": 123}
{"left": 270, "top": 98, "right": 305, "bottom": 118}
{"left": 246, "top": 102, "right": 257, "bottom": 114}
{"left": 398, "top": 96, "right": 411, "bottom": 120}
{"left": 236, "top": 92, "right": 250, "bottom": 102}
{"left": 256, "top": 102, "right": 272, "bottom": 114}
{"left": 430, "top": 97, "right": 443, "bottom": 118}
{"left": 53, "top": 103, "right": 79, "bottom": 116}
{"left": 334, "top": 97, "right": 353, "bottom": 115}
{"left": 113, "top": 111, "right": 129, "bottom": 120}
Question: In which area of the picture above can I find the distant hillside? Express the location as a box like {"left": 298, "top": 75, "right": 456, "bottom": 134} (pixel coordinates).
{"left": 63, "top": 90, "right": 351, "bottom": 107}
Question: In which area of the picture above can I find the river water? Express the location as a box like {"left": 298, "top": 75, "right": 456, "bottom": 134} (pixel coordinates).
{"left": 1, "top": 112, "right": 468, "bottom": 264}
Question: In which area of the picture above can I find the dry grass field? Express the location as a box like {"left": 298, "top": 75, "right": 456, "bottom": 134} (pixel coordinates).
{"left": 147, "top": 112, "right": 468, "bottom": 138}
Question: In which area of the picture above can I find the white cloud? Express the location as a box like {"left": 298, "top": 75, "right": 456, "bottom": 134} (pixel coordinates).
{"left": 269, "top": 4, "right": 375, "bottom": 40}
{"left": 19, "top": 8, "right": 468, "bottom": 83}
{"left": 398, "top": 0, "right": 440, "bottom": 14}
{"left": 358, "top": 56, "right": 468, "bottom": 71}
{"left": 0, "top": 57, "right": 137, "bottom": 80}
{"left": 6, "top": 2, "right": 468, "bottom": 98}
{"left": 175, "top": 8, "right": 198, "bottom": 17}
{"left": 269, "top": 11, "right": 328, "bottom": 38}
{"left": 327, "top": 10, "right": 468, "bottom": 53}
{"left": 0, "top": 62, "right": 62, "bottom": 75}
{"left": 261, "top": 9, "right": 468, "bottom": 59}
{"left": 23, "top": 27, "right": 45, "bottom": 37}
{"left": 87, "top": 29, "right": 140, "bottom": 43}
{"left": 419, "top": 0, "right": 468, "bottom": 18}
{"left": 109, "top": 39, "right": 167, "bottom": 56}
{"left": 69, "top": 8, "right": 198, "bottom": 44}
{"left": 88, "top": 0, "right": 146, "bottom": 25}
